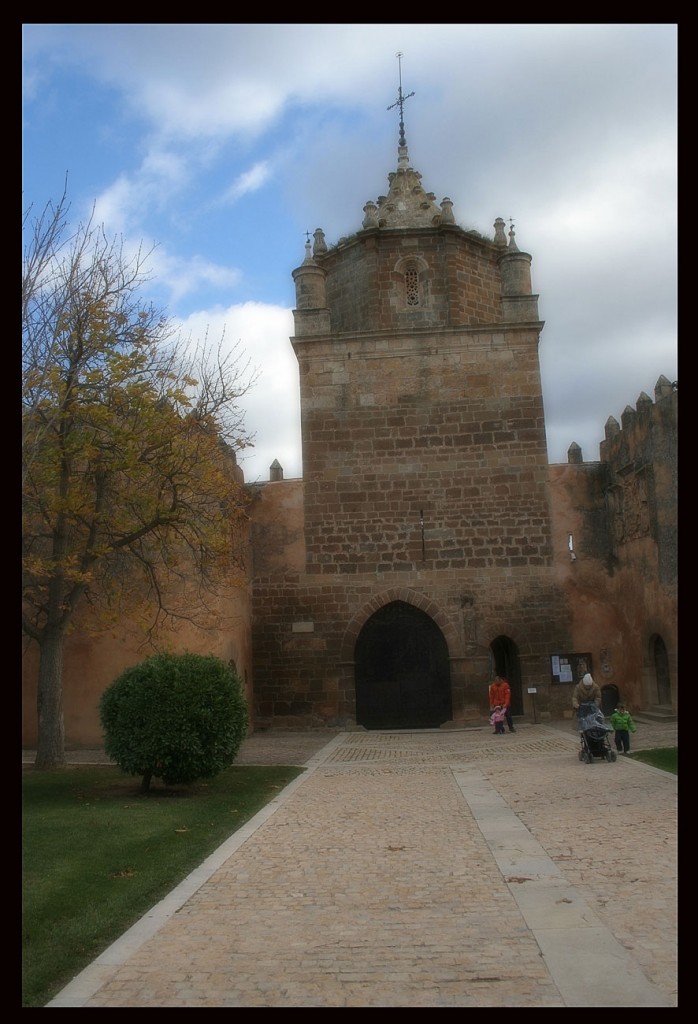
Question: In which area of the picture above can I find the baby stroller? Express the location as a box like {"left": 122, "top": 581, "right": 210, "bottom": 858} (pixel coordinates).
{"left": 577, "top": 701, "right": 617, "bottom": 763}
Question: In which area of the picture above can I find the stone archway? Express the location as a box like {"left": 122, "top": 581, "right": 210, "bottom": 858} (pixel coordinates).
{"left": 601, "top": 683, "right": 619, "bottom": 716}
{"left": 354, "top": 600, "right": 452, "bottom": 729}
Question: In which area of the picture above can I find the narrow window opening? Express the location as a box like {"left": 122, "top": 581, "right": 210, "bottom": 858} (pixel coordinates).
{"left": 405, "top": 265, "right": 420, "bottom": 306}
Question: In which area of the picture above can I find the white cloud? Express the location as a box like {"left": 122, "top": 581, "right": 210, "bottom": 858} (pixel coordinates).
{"left": 139, "top": 77, "right": 285, "bottom": 141}
{"left": 222, "top": 161, "right": 273, "bottom": 203}
{"left": 175, "top": 302, "right": 300, "bottom": 482}
{"left": 153, "top": 253, "right": 243, "bottom": 307}
{"left": 91, "top": 175, "right": 136, "bottom": 237}
{"left": 22, "top": 24, "right": 677, "bottom": 486}
{"left": 140, "top": 148, "right": 190, "bottom": 191}
{"left": 91, "top": 149, "right": 191, "bottom": 237}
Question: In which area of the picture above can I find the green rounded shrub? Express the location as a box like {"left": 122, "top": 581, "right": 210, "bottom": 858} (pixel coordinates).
{"left": 99, "top": 652, "right": 248, "bottom": 791}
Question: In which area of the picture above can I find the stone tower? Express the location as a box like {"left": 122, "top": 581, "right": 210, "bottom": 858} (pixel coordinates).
{"left": 249, "top": 115, "right": 574, "bottom": 729}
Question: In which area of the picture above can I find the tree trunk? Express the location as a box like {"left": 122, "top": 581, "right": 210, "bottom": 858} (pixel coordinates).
{"left": 34, "top": 627, "right": 67, "bottom": 768}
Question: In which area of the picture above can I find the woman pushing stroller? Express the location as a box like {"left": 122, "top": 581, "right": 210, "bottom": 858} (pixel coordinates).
{"left": 572, "top": 672, "right": 601, "bottom": 711}
{"left": 572, "top": 672, "right": 616, "bottom": 763}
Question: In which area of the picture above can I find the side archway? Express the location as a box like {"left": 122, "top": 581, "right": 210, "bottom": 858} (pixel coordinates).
{"left": 651, "top": 634, "right": 672, "bottom": 706}
{"left": 601, "top": 684, "right": 619, "bottom": 716}
{"left": 489, "top": 636, "right": 523, "bottom": 716}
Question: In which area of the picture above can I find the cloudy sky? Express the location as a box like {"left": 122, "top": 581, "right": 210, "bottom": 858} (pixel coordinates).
{"left": 22, "top": 23, "right": 677, "bottom": 483}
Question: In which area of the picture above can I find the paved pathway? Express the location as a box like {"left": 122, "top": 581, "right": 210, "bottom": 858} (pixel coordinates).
{"left": 44, "top": 720, "right": 677, "bottom": 1008}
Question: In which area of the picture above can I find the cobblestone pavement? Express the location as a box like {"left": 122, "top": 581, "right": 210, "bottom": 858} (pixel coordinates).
{"left": 24, "top": 714, "right": 676, "bottom": 767}
{"left": 42, "top": 718, "right": 677, "bottom": 1008}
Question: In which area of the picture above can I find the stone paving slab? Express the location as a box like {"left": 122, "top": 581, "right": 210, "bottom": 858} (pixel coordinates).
{"left": 45, "top": 723, "right": 677, "bottom": 1008}
{"left": 453, "top": 764, "right": 673, "bottom": 1007}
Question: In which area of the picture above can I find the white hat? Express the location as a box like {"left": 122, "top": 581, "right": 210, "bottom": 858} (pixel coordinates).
{"left": 582, "top": 673, "right": 594, "bottom": 686}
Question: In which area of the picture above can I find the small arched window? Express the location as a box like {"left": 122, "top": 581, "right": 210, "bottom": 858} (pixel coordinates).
{"left": 405, "top": 263, "right": 420, "bottom": 306}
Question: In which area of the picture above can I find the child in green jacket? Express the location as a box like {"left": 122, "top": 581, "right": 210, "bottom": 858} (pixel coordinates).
{"left": 609, "top": 704, "right": 637, "bottom": 754}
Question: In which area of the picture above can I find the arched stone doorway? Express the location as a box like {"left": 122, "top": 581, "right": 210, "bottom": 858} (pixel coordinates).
{"left": 601, "top": 683, "right": 619, "bottom": 716}
{"left": 354, "top": 601, "right": 452, "bottom": 729}
{"left": 651, "top": 634, "right": 672, "bottom": 706}
{"left": 489, "top": 636, "right": 523, "bottom": 716}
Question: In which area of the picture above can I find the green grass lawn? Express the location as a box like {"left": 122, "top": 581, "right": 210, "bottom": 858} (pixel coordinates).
{"left": 22, "top": 763, "right": 303, "bottom": 1008}
{"left": 628, "top": 746, "right": 677, "bottom": 774}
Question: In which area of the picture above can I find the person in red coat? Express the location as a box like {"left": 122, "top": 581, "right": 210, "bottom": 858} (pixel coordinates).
{"left": 489, "top": 675, "right": 516, "bottom": 733}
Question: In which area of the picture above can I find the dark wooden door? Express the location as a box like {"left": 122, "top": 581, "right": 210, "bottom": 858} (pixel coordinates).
{"left": 355, "top": 601, "right": 452, "bottom": 729}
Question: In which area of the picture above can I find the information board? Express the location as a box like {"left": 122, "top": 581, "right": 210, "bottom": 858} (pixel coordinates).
{"left": 550, "top": 653, "right": 592, "bottom": 685}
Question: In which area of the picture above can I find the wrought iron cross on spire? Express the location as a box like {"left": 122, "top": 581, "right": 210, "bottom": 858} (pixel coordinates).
{"left": 387, "top": 51, "right": 414, "bottom": 148}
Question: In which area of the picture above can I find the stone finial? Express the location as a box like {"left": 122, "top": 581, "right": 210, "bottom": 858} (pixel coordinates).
{"left": 373, "top": 166, "right": 441, "bottom": 229}
{"left": 567, "top": 441, "right": 583, "bottom": 464}
{"left": 507, "top": 226, "right": 520, "bottom": 252}
{"left": 440, "top": 197, "right": 455, "bottom": 224}
{"left": 621, "top": 405, "right": 636, "bottom": 430}
{"left": 302, "top": 237, "right": 314, "bottom": 265}
{"left": 654, "top": 374, "right": 674, "bottom": 400}
{"left": 493, "top": 217, "right": 507, "bottom": 247}
{"left": 313, "top": 228, "right": 327, "bottom": 256}
{"left": 362, "top": 202, "right": 379, "bottom": 229}
{"left": 270, "top": 459, "right": 283, "bottom": 482}
{"left": 397, "top": 144, "right": 411, "bottom": 170}
{"left": 605, "top": 415, "right": 620, "bottom": 440}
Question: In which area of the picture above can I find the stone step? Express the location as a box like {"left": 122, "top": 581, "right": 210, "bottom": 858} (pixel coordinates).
{"left": 635, "top": 706, "right": 677, "bottom": 723}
